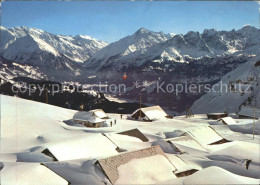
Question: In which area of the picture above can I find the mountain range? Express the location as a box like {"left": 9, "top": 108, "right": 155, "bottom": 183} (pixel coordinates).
{"left": 85, "top": 25, "right": 260, "bottom": 72}
{"left": 0, "top": 25, "right": 259, "bottom": 112}
{"left": 0, "top": 26, "right": 107, "bottom": 79}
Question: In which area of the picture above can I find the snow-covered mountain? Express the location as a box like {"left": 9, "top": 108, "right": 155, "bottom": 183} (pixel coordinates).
{"left": 85, "top": 25, "right": 260, "bottom": 70}
{"left": 85, "top": 28, "right": 172, "bottom": 70}
{"left": 0, "top": 56, "right": 46, "bottom": 82}
{"left": 1, "top": 25, "right": 260, "bottom": 112}
{"left": 0, "top": 26, "right": 107, "bottom": 63}
{"left": 0, "top": 26, "right": 107, "bottom": 80}
{"left": 191, "top": 56, "right": 260, "bottom": 113}
{"left": 78, "top": 26, "right": 260, "bottom": 112}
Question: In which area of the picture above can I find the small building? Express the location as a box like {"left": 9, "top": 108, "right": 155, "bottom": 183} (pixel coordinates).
{"left": 89, "top": 109, "right": 109, "bottom": 119}
{"left": 96, "top": 145, "right": 174, "bottom": 184}
{"left": 96, "top": 145, "right": 197, "bottom": 184}
{"left": 42, "top": 134, "right": 118, "bottom": 161}
{"left": 166, "top": 154, "right": 198, "bottom": 178}
{"left": 155, "top": 134, "right": 208, "bottom": 155}
{"left": 206, "top": 113, "right": 228, "bottom": 120}
{"left": 167, "top": 134, "right": 208, "bottom": 154}
{"left": 238, "top": 106, "right": 260, "bottom": 119}
{"left": 186, "top": 126, "right": 230, "bottom": 146}
{"left": 73, "top": 111, "right": 105, "bottom": 127}
{"left": 117, "top": 128, "right": 149, "bottom": 142}
{"left": 217, "top": 117, "right": 237, "bottom": 125}
{"left": 131, "top": 105, "right": 168, "bottom": 121}
{"left": 102, "top": 132, "right": 151, "bottom": 152}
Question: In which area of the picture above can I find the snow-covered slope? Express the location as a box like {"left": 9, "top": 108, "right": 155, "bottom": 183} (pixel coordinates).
{"left": 1, "top": 95, "right": 260, "bottom": 184}
{"left": 0, "top": 56, "right": 46, "bottom": 82}
{"left": 191, "top": 56, "right": 260, "bottom": 113}
{"left": 183, "top": 166, "right": 259, "bottom": 184}
{"left": 0, "top": 26, "right": 107, "bottom": 63}
{"left": 1, "top": 163, "right": 68, "bottom": 185}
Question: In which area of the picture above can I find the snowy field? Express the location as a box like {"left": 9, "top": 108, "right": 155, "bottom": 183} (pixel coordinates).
{"left": 0, "top": 94, "right": 259, "bottom": 185}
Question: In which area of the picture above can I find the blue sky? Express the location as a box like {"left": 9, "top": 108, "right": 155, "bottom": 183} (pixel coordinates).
{"left": 1, "top": 1, "right": 259, "bottom": 43}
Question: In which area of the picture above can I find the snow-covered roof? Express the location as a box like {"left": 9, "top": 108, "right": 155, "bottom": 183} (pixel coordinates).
{"left": 218, "top": 117, "right": 237, "bottom": 125}
{"left": 167, "top": 135, "right": 208, "bottom": 153}
{"left": 131, "top": 105, "right": 167, "bottom": 121}
{"left": 209, "top": 141, "right": 260, "bottom": 164}
{"left": 183, "top": 166, "right": 259, "bottom": 184}
{"left": 186, "top": 126, "right": 228, "bottom": 146}
{"left": 1, "top": 163, "right": 68, "bottom": 185}
{"left": 43, "top": 134, "right": 118, "bottom": 161}
{"left": 89, "top": 109, "right": 108, "bottom": 119}
{"left": 238, "top": 106, "right": 260, "bottom": 118}
{"left": 103, "top": 133, "right": 151, "bottom": 152}
{"left": 167, "top": 154, "right": 195, "bottom": 174}
{"left": 97, "top": 145, "right": 175, "bottom": 184}
{"left": 73, "top": 111, "right": 105, "bottom": 123}
{"left": 115, "top": 155, "right": 176, "bottom": 184}
{"left": 164, "top": 130, "right": 186, "bottom": 138}
{"left": 117, "top": 128, "right": 149, "bottom": 142}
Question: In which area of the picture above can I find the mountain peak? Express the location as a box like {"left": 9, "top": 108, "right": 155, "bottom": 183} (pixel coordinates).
{"left": 135, "top": 27, "right": 151, "bottom": 35}
{"left": 203, "top": 29, "right": 218, "bottom": 36}
{"left": 242, "top": 24, "right": 253, "bottom": 29}
{"left": 75, "top": 34, "right": 94, "bottom": 40}
{"left": 238, "top": 25, "right": 258, "bottom": 33}
{"left": 185, "top": 31, "right": 200, "bottom": 38}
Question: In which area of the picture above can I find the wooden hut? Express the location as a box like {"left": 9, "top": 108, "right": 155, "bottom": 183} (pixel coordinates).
{"left": 73, "top": 111, "right": 105, "bottom": 127}
{"left": 206, "top": 113, "right": 228, "bottom": 120}
{"left": 217, "top": 117, "right": 236, "bottom": 125}
{"left": 117, "top": 128, "right": 149, "bottom": 142}
{"left": 96, "top": 145, "right": 197, "bottom": 184}
{"left": 90, "top": 109, "right": 109, "bottom": 119}
{"left": 131, "top": 105, "right": 168, "bottom": 121}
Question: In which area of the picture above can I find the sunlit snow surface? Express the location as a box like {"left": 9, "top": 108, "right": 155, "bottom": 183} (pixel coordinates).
{"left": 0, "top": 95, "right": 259, "bottom": 185}
{"left": 0, "top": 26, "right": 107, "bottom": 63}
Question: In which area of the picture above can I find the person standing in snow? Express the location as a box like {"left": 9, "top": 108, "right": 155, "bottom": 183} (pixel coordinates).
{"left": 114, "top": 119, "right": 117, "bottom": 125}
{"left": 186, "top": 109, "right": 189, "bottom": 118}
{"left": 190, "top": 109, "right": 194, "bottom": 117}
{"left": 110, "top": 121, "right": 113, "bottom": 127}
{"left": 120, "top": 114, "right": 123, "bottom": 119}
